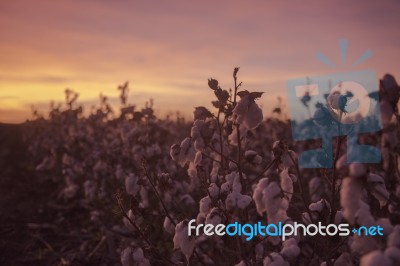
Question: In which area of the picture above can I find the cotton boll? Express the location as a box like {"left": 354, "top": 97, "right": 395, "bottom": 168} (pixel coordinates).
{"left": 237, "top": 194, "right": 252, "bottom": 209}
{"left": 93, "top": 160, "right": 107, "bottom": 173}
{"left": 309, "top": 199, "right": 330, "bottom": 213}
{"left": 225, "top": 191, "right": 251, "bottom": 211}
{"left": 360, "top": 250, "right": 392, "bottom": 266}
{"left": 268, "top": 206, "right": 290, "bottom": 224}
{"left": 139, "top": 186, "right": 149, "bottom": 208}
{"left": 387, "top": 225, "right": 400, "bottom": 248}
{"left": 376, "top": 218, "right": 393, "bottom": 236}
{"left": 384, "top": 247, "right": 400, "bottom": 264}
{"left": 62, "top": 153, "right": 73, "bottom": 167}
{"left": 355, "top": 201, "right": 375, "bottom": 227}
{"left": 63, "top": 184, "right": 79, "bottom": 199}
{"left": 163, "top": 216, "right": 175, "bottom": 235}
{"left": 280, "top": 169, "right": 293, "bottom": 201}
{"left": 328, "top": 92, "right": 341, "bottom": 111}
{"left": 193, "top": 119, "right": 205, "bottom": 130}
{"left": 220, "top": 182, "right": 231, "bottom": 194}
{"left": 179, "top": 138, "right": 196, "bottom": 166}
{"left": 196, "top": 213, "right": 206, "bottom": 224}
{"left": 194, "top": 151, "right": 202, "bottom": 166}
{"left": 349, "top": 163, "right": 367, "bottom": 178}
{"left": 125, "top": 173, "right": 139, "bottom": 196}
{"left": 208, "top": 183, "right": 220, "bottom": 199}
{"left": 253, "top": 178, "right": 270, "bottom": 215}
{"left": 123, "top": 209, "right": 138, "bottom": 229}
{"left": 245, "top": 150, "right": 263, "bottom": 165}
{"left": 205, "top": 208, "right": 223, "bottom": 226}
{"left": 180, "top": 137, "right": 191, "bottom": 152}
{"left": 263, "top": 182, "right": 283, "bottom": 219}
{"left": 173, "top": 221, "right": 195, "bottom": 262}
{"left": 229, "top": 161, "right": 238, "bottom": 171}
{"left": 188, "top": 162, "right": 197, "bottom": 178}
{"left": 232, "top": 173, "right": 242, "bottom": 193}
{"left": 281, "top": 150, "right": 297, "bottom": 169}
{"left": 263, "top": 252, "right": 289, "bottom": 266}
{"left": 301, "top": 212, "right": 312, "bottom": 225}
{"left": 243, "top": 102, "right": 263, "bottom": 129}
{"left": 83, "top": 180, "right": 97, "bottom": 200}
{"left": 170, "top": 144, "right": 181, "bottom": 161}
{"left": 280, "top": 238, "right": 300, "bottom": 259}
{"left": 340, "top": 178, "right": 362, "bottom": 224}
{"left": 180, "top": 194, "right": 196, "bottom": 206}
{"left": 350, "top": 235, "right": 379, "bottom": 255}
{"left": 146, "top": 143, "right": 161, "bottom": 157}
{"left": 190, "top": 122, "right": 201, "bottom": 139}
{"left": 210, "top": 162, "right": 220, "bottom": 181}
{"left": 199, "top": 196, "right": 212, "bottom": 215}
{"left": 228, "top": 127, "right": 239, "bottom": 146}
{"left": 225, "top": 192, "right": 237, "bottom": 212}
{"left": 121, "top": 247, "right": 134, "bottom": 266}
{"left": 367, "top": 173, "right": 389, "bottom": 207}
{"left": 398, "top": 157, "right": 400, "bottom": 174}
{"left": 132, "top": 247, "right": 150, "bottom": 266}
{"left": 336, "top": 154, "right": 349, "bottom": 175}
{"left": 193, "top": 138, "right": 205, "bottom": 151}
{"left": 303, "top": 200, "right": 329, "bottom": 224}
{"left": 221, "top": 172, "right": 242, "bottom": 194}
{"left": 115, "top": 165, "right": 126, "bottom": 181}
{"left": 233, "top": 95, "right": 250, "bottom": 117}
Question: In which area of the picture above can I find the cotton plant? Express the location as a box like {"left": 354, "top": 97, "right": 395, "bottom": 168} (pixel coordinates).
{"left": 120, "top": 246, "right": 151, "bottom": 266}
{"left": 26, "top": 72, "right": 400, "bottom": 265}
{"left": 173, "top": 220, "right": 196, "bottom": 262}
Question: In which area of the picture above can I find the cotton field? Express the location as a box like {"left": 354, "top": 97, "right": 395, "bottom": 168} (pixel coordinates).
{"left": 3, "top": 68, "right": 400, "bottom": 266}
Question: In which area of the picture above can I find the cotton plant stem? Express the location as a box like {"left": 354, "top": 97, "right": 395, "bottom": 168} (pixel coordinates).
{"left": 288, "top": 152, "right": 316, "bottom": 225}
{"left": 207, "top": 145, "right": 239, "bottom": 166}
{"left": 142, "top": 163, "right": 177, "bottom": 227}
{"left": 116, "top": 195, "right": 178, "bottom": 266}
{"left": 233, "top": 71, "right": 245, "bottom": 189}
{"left": 330, "top": 112, "right": 342, "bottom": 223}
{"left": 255, "top": 159, "right": 276, "bottom": 180}
{"left": 217, "top": 109, "right": 225, "bottom": 170}
{"left": 236, "top": 124, "right": 245, "bottom": 187}
{"left": 143, "top": 165, "right": 207, "bottom": 266}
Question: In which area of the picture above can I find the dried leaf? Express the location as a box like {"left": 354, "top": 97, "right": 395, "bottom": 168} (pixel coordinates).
{"left": 215, "top": 88, "right": 229, "bottom": 103}
{"left": 208, "top": 78, "right": 219, "bottom": 90}
{"left": 233, "top": 67, "right": 239, "bottom": 78}
{"left": 237, "top": 90, "right": 250, "bottom": 98}
{"left": 194, "top": 106, "right": 213, "bottom": 120}
{"left": 250, "top": 91, "right": 264, "bottom": 100}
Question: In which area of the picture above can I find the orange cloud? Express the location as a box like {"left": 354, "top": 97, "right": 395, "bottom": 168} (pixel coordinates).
{"left": 0, "top": 0, "right": 399, "bottom": 123}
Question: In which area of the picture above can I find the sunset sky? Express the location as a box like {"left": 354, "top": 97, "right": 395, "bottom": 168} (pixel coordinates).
{"left": 0, "top": 0, "right": 399, "bottom": 123}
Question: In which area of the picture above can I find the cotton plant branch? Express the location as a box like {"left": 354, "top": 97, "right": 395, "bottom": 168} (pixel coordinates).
{"left": 141, "top": 160, "right": 177, "bottom": 227}
{"left": 329, "top": 112, "right": 343, "bottom": 223}
{"left": 115, "top": 191, "right": 179, "bottom": 266}
{"left": 233, "top": 68, "right": 246, "bottom": 190}
{"left": 288, "top": 152, "right": 316, "bottom": 225}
